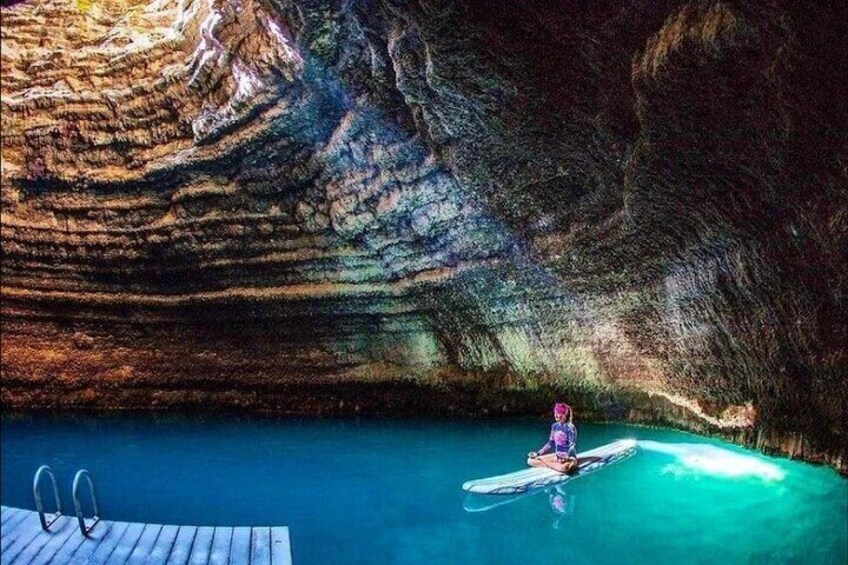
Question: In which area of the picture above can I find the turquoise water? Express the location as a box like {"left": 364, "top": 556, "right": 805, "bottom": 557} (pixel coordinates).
{"left": 1, "top": 412, "right": 845, "bottom": 564}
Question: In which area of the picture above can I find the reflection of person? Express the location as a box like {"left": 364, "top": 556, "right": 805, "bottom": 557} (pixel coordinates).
{"left": 550, "top": 493, "right": 567, "bottom": 514}
{"left": 549, "top": 486, "right": 576, "bottom": 530}
{"left": 527, "top": 403, "right": 577, "bottom": 473}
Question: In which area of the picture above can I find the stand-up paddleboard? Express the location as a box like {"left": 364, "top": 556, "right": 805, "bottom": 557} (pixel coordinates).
{"left": 463, "top": 484, "right": 561, "bottom": 513}
{"left": 462, "top": 438, "right": 638, "bottom": 495}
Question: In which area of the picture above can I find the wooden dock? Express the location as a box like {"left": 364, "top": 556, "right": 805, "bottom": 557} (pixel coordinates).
{"left": 0, "top": 506, "right": 292, "bottom": 564}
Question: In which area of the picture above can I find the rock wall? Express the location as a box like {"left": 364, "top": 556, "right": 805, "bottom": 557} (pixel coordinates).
{"left": 1, "top": 0, "right": 846, "bottom": 472}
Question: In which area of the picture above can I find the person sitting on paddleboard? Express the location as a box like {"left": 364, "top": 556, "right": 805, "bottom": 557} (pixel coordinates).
{"left": 527, "top": 403, "right": 577, "bottom": 474}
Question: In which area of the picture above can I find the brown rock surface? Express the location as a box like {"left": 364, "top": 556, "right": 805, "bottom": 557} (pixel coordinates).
{"left": 2, "top": 0, "right": 846, "bottom": 472}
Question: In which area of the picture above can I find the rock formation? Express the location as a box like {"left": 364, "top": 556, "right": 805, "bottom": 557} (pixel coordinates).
{"left": 2, "top": 0, "right": 846, "bottom": 472}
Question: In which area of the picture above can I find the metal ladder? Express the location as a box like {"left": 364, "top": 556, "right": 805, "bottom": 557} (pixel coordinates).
{"left": 33, "top": 466, "right": 101, "bottom": 536}
{"left": 32, "top": 466, "right": 62, "bottom": 531}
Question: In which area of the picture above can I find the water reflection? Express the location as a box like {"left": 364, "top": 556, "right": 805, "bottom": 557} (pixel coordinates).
{"left": 463, "top": 483, "right": 577, "bottom": 527}
{"left": 549, "top": 485, "right": 576, "bottom": 530}
{"left": 638, "top": 441, "right": 785, "bottom": 481}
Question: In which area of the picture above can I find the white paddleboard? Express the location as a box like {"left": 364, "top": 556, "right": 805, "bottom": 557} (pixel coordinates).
{"left": 462, "top": 438, "right": 638, "bottom": 495}
{"left": 463, "top": 484, "right": 553, "bottom": 513}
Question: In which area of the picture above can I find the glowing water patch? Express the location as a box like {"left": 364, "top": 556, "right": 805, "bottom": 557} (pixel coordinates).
{"left": 638, "top": 440, "right": 785, "bottom": 481}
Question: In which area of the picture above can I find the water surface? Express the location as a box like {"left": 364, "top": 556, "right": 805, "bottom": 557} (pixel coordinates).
{"left": 1, "top": 412, "right": 845, "bottom": 564}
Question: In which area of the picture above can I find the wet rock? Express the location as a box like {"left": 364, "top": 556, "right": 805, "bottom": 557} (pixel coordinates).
{"left": 1, "top": 0, "right": 845, "bottom": 472}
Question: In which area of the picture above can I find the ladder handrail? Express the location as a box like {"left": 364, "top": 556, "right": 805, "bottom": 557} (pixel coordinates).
{"left": 72, "top": 469, "right": 101, "bottom": 536}
{"left": 32, "top": 465, "right": 62, "bottom": 531}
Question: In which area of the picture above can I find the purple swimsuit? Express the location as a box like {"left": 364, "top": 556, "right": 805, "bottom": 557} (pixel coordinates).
{"left": 545, "top": 422, "right": 577, "bottom": 459}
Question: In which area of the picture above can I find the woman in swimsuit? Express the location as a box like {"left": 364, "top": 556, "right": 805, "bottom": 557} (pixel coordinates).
{"left": 527, "top": 403, "right": 578, "bottom": 474}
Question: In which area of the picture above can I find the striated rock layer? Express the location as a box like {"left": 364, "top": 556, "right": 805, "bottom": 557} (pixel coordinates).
{"left": 1, "top": 0, "right": 846, "bottom": 472}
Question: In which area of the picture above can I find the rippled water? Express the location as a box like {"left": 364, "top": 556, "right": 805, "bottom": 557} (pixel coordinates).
{"left": 1, "top": 412, "right": 845, "bottom": 564}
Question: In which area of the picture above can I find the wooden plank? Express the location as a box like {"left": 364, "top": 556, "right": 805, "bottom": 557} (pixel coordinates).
{"left": 77, "top": 521, "right": 132, "bottom": 565}
{"left": 229, "top": 527, "right": 251, "bottom": 565}
{"left": 102, "top": 522, "right": 146, "bottom": 564}
{"left": 1, "top": 507, "right": 23, "bottom": 526}
{"left": 0, "top": 508, "right": 290, "bottom": 565}
{"left": 16, "top": 514, "right": 79, "bottom": 565}
{"left": 270, "top": 527, "right": 291, "bottom": 565}
{"left": 6, "top": 514, "right": 75, "bottom": 565}
{"left": 143, "top": 524, "right": 179, "bottom": 565}
{"left": 125, "top": 523, "right": 164, "bottom": 565}
{"left": 1, "top": 510, "right": 35, "bottom": 552}
{"left": 0, "top": 510, "right": 31, "bottom": 536}
{"left": 44, "top": 518, "right": 102, "bottom": 563}
{"left": 1, "top": 510, "right": 31, "bottom": 535}
{"left": 208, "top": 528, "right": 232, "bottom": 565}
{"left": 162, "top": 525, "right": 197, "bottom": 565}
{"left": 62, "top": 521, "right": 124, "bottom": 563}
{"left": 1, "top": 512, "right": 47, "bottom": 562}
{"left": 250, "top": 527, "right": 271, "bottom": 565}
{"left": 186, "top": 526, "right": 214, "bottom": 565}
